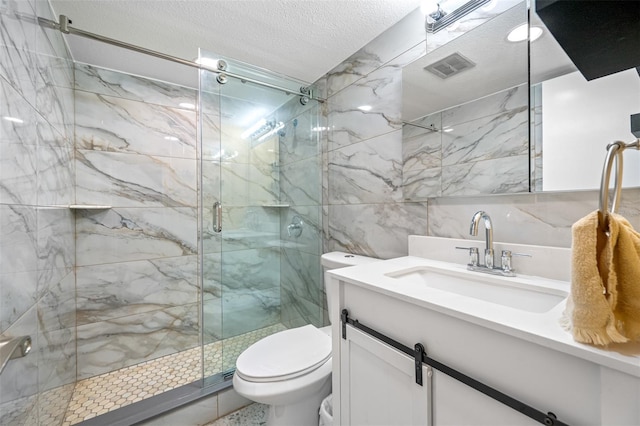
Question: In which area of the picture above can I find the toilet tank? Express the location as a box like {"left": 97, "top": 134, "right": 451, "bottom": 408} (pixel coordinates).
{"left": 321, "top": 251, "right": 379, "bottom": 270}
{"left": 321, "top": 252, "right": 379, "bottom": 324}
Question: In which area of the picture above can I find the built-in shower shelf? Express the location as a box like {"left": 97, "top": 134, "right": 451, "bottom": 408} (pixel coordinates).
{"left": 261, "top": 204, "right": 290, "bottom": 208}
{"left": 68, "top": 204, "right": 112, "bottom": 210}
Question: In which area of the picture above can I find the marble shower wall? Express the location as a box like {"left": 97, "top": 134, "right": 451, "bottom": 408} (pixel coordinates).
{"left": 322, "top": 4, "right": 640, "bottom": 261}
{"left": 1, "top": 0, "right": 76, "bottom": 424}
{"left": 276, "top": 100, "right": 324, "bottom": 328}
{"left": 74, "top": 63, "right": 200, "bottom": 379}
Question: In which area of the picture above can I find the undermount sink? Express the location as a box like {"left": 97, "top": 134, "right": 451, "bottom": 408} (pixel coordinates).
{"left": 385, "top": 265, "right": 567, "bottom": 313}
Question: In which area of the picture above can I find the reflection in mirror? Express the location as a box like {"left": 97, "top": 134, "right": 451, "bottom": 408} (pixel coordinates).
{"left": 402, "top": 1, "right": 528, "bottom": 198}
{"left": 530, "top": 9, "right": 640, "bottom": 192}
{"left": 401, "top": 0, "right": 640, "bottom": 197}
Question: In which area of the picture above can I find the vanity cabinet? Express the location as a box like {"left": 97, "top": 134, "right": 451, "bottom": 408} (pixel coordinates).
{"left": 340, "top": 324, "right": 432, "bottom": 425}
{"left": 329, "top": 273, "right": 640, "bottom": 426}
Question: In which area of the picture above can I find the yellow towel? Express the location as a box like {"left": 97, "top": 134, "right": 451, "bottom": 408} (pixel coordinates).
{"left": 564, "top": 210, "right": 640, "bottom": 345}
{"left": 608, "top": 213, "right": 640, "bottom": 340}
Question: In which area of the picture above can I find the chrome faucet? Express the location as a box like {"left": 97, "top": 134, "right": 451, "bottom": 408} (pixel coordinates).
{"left": 456, "top": 210, "right": 531, "bottom": 277}
{"left": 470, "top": 210, "right": 494, "bottom": 269}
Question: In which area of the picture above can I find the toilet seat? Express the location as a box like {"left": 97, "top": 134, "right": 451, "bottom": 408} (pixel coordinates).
{"left": 236, "top": 325, "right": 331, "bottom": 383}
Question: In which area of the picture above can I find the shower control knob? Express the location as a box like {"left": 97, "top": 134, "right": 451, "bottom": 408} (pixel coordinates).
{"left": 287, "top": 216, "right": 304, "bottom": 238}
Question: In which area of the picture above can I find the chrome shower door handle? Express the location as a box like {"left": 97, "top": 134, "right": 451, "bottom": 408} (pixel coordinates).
{"left": 213, "top": 201, "right": 222, "bottom": 233}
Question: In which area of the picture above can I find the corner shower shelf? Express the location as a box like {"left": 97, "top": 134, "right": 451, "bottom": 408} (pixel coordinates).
{"left": 68, "top": 204, "right": 112, "bottom": 210}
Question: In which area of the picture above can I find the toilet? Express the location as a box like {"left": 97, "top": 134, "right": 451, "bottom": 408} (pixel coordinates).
{"left": 233, "top": 251, "right": 378, "bottom": 426}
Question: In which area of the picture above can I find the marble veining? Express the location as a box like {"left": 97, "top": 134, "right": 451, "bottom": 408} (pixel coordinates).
{"left": 75, "top": 91, "right": 197, "bottom": 159}
{"left": 441, "top": 155, "right": 529, "bottom": 196}
{"left": 76, "top": 207, "right": 197, "bottom": 266}
{"left": 325, "top": 8, "right": 425, "bottom": 97}
{"left": 76, "top": 256, "right": 198, "bottom": 325}
{"left": 403, "top": 167, "right": 442, "bottom": 200}
{"left": 0, "top": 1, "right": 37, "bottom": 106}
{"left": 328, "top": 202, "right": 428, "bottom": 259}
{"left": 1, "top": 2, "right": 77, "bottom": 424}
{"left": 75, "top": 150, "right": 197, "bottom": 207}
{"left": 38, "top": 270, "right": 75, "bottom": 333}
{"left": 280, "top": 157, "right": 321, "bottom": 206}
{"left": 328, "top": 64, "right": 402, "bottom": 152}
{"left": 76, "top": 303, "right": 199, "bottom": 379}
{"left": 75, "top": 63, "right": 196, "bottom": 107}
{"left": 329, "top": 130, "right": 403, "bottom": 204}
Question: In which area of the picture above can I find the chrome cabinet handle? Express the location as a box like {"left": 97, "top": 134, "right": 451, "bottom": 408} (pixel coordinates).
{"left": 213, "top": 201, "right": 222, "bottom": 233}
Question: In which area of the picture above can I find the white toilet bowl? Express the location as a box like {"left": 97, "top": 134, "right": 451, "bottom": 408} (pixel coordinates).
{"left": 233, "top": 325, "right": 332, "bottom": 426}
{"left": 233, "top": 252, "right": 379, "bottom": 426}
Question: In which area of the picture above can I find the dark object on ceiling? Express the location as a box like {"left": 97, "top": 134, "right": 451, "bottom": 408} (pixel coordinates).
{"left": 536, "top": 1, "right": 640, "bottom": 81}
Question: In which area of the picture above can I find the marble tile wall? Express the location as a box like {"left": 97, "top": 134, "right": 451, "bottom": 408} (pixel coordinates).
{"left": 277, "top": 101, "right": 324, "bottom": 328}
{"left": 403, "top": 84, "right": 529, "bottom": 199}
{"left": 1, "top": 0, "right": 76, "bottom": 424}
{"left": 322, "top": 9, "right": 430, "bottom": 261}
{"left": 321, "top": 0, "right": 640, "bottom": 268}
{"left": 73, "top": 63, "right": 201, "bottom": 380}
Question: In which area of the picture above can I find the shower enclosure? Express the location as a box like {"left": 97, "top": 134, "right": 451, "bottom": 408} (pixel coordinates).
{"left": 198, "top": 50, "right": 325, "bottom": 387}
{"left": 0, "top": 8, "right": 324, "bottom": 421}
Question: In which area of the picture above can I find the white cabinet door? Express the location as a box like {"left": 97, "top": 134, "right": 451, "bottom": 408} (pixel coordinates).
{"left": 340, "top": 324, "right": 432, "bottom": 426}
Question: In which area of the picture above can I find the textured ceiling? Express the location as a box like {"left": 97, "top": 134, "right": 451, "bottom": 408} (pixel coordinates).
{"left": 49, "top": 0, "right": 422, "bottom": 87}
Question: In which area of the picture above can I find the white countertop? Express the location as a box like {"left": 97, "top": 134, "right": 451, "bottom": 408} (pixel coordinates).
{"left": 329, "top": 254, "right": 640, "bottom": 378}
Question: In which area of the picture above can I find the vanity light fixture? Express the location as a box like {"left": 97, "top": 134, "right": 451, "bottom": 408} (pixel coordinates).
{"left": 2, "top": 116, "right": 24, "bottom": 124}
{"left": 241, "top": 118, "right": 268, "bottom": 139}
{"left": 507, "top": 23, "right": 543, "bottom": 43}
{"left": 423, "top": 0, "right": 491, "bottom": 33}
{"left": 357, "top": 105, "right": 372, "bottom": 111}
{"left": 257, "top": 121, "right": 284, "bottom": 142}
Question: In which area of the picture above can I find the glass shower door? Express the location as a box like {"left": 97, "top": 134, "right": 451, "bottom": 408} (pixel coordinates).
{"left": 199, "top": 51, "right": 323, "bottom": 384}
{"left": 199, "top": 61, "right": 224, "bottom": 384}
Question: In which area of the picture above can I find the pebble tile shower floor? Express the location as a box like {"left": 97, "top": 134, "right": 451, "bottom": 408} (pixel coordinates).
{"left": 61, "top": 324, "right": 286, "bottom": 425}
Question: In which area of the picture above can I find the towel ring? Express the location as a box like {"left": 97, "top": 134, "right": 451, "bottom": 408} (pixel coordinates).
{"left": 598, "top": 139, "right": 640, "bottom": 218}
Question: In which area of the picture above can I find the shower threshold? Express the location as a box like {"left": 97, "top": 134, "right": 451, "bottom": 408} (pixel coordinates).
{"left": 62, "top": 323, "right": 286, "bottom": 425}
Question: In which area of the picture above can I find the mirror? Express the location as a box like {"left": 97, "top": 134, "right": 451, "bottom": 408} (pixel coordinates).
{"left": 401, "top": 0, "right": 640, "bottom": 197}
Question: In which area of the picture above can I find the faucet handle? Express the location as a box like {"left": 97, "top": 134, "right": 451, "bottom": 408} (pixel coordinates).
{"left": 456, "top": 246, "right": 479, "bottom": 266}
{"left": 500, "top": 250, "right": 532, "bottom": 273}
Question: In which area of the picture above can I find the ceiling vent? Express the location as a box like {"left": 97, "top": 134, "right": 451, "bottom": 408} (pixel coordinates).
{"left": 424, "top": 52, "right": 476, "bottom": 79}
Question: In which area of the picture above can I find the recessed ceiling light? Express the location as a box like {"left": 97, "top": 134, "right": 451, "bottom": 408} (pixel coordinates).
{"left": 507, "top": 24, "right": 543, "bottom": 43}
{"left": 179, "top": 102, "right": 195, "bottom": 110}
{"left": 357, "top": 105, "right": 372, "bottom": 112}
